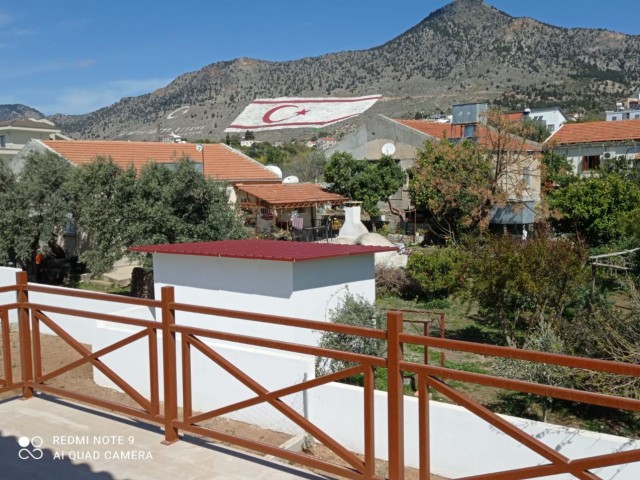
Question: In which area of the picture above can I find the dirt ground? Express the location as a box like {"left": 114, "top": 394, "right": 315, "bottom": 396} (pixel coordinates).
{"left": 0, "top": 326, "right": 444, "bottom": 480}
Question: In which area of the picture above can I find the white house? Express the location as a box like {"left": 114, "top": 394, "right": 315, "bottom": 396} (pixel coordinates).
{"left": 526, "top": 107, "right": 567, "bottom": 134}
{"left": 606, "top": 92, "right": 640, "bottom": 121}
{"left": 0, "top": 118, "right": 69, "bottom": 164}
{"left": 546, "top": 119, "right": 640, "bottom": 175}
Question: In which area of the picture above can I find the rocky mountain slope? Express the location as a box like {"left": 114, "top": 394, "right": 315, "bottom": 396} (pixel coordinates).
{"left": 0, "top": 104, "right": 44, "bottom": 122}
{"left": 42, "top": 0, "right": 640, "bottom": 140}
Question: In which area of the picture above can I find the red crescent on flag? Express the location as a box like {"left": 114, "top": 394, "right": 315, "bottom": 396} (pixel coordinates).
{"left": 262, "top": 104, "right": 300, "bottom": 124}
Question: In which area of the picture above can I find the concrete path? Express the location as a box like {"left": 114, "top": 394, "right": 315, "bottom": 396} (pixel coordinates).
{"left": 0, "top": 396, "right": 332, "bottom": 480}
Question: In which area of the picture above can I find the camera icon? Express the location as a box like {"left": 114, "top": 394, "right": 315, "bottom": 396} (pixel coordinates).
{"left": 18, "top": 436, "right": 44, "bottom": 460}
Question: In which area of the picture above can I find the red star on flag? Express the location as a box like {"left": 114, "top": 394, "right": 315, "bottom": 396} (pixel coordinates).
{"left": 296, "top": 108, "right": 310, "bottom": 116}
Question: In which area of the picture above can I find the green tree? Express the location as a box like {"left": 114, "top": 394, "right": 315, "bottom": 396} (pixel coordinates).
{"left": 324, "top": 153, "right": 403, "bottom": 216}
{"left": 68, "top": 157, "right": 137, "bottom": 275}
{"left": 548, "top": 173, "right": 640, "bottom": 246}
{"left": 7, "top": 151, "right": 72, "bottom": 270}
{"left": 285, "top": 150, "right": 326, "bottom": 183}
{"left": 519, "top": 118, "right": 552, "bottom": 143}
{"left": 0, "top": 162, "right": 17, "bottom": 262}
{"left": 70, "top": 159, "right": 246, "bottom": 275}
{"left": 463, "top": 234, "right": 589, "bottom": 342}
{"left": 244, "top": 130, "right": 255, "bottom": 140}
{"left": 406, "top": 246, "right": 464, "bottom": 299}
{"left": 541, "top": 151, "right": 575, "bottom": 191}
{"left": 410, "top": 108, "right": 542, "bottom": 243}
{"left": 410, "top": 139, "right": 494, "bottom": 242}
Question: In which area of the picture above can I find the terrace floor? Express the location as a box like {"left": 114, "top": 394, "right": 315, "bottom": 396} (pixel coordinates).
{"left": 0, "top": 396, "right": 330, "bottom": 480}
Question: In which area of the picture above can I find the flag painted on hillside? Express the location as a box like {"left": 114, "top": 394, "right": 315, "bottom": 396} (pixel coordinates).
{"left": 225, "top": 95, "right": 381, "bottom": 132}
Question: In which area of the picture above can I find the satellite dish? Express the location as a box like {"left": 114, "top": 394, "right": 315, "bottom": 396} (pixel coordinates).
{"left": 381, "top": 143, "right": 396, "bottom": 156}
{"left": 265, "top": 165, "right": 283, "bottom": 179}
{"left": 283, "top": 176, "right": 299, "bottom": 184}
{"left": 195, "top": 144, "right": 203, "bottom": 152}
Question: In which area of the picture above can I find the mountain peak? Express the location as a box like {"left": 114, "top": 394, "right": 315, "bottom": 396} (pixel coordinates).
{"left": 424, "top": 0, "right": 510, "bottom": 23}
{"left": 43, "top": 1, "right": 640, "bottom": 141}
{"left": 0, "top": 104, "right": 45, "bottom": 122}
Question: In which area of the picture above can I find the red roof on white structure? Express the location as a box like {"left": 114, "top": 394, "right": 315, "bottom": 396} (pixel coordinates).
{"left": 129, "top": 239, "right": 397, "bottom": 262}
{"left": 547, "top": 119, "right": 640, "bottom": 145}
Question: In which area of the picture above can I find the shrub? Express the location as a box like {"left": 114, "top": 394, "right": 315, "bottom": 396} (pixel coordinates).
{"left": 463, "top": 234, "right": 588, "bottom": 341}
{"left": 375, "top": 266, "right": 413, "bottom": 298}
{"left": 316, "top": 292, "right": 386, "bottom": 376}
{"left": 406, "top": 247, "right": 464, "bottom": 299}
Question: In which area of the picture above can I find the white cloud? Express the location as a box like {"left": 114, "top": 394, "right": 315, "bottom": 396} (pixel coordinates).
{"left": 38, "top": 78, "right": 172, "bottom": 115}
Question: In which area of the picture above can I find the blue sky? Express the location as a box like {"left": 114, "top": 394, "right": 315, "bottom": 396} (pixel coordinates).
{"left": 1, "top": 0, "right": 638, "bottom": 116}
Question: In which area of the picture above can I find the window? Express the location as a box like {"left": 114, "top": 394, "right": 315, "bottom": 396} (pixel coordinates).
{"left": 0, "top": 135, "right": 4, "bottom": 148}
{"left": 523, "top": 167, "right": 531, "bottom": 187}
{"left": 581, "top": 155, "right": 600, "bottom": 172}
{"left": 548, "top": 124, "right": 555, "bottom": 132}
{"left": 463, "top": 124, "right": 476, "bottom": 138}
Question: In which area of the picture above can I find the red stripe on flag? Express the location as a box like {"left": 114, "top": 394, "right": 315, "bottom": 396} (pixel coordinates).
{"left": 251, "top": 96, "right": 381, "bottom": 105}
{"left": 228, "top": 114, "right": 361, "bottom": 130}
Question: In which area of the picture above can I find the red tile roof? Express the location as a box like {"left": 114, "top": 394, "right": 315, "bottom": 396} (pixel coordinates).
{"left": 393, "top": 120, "right": 541, "bottom": 152}
{"left": 547, "top": 120, "right": 640, "bottom": 145}
{"left": 236, "top": 183, "right": 347, "bottom": 207}
{"left": 41, "top": 140, "right": 280, "bottom": 183}
{"left": 505, "top": 112, "right": 525, "bottom": 122}
{"left": 129, "top": 239, "right": 397, "bottom": 262}
{"left": 394, "top": 120, "right": 464, "bottom": 139}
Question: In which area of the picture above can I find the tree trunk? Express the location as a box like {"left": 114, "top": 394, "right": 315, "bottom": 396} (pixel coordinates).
{"left": 130, "top": 267, "right": 154, "bottom": 299}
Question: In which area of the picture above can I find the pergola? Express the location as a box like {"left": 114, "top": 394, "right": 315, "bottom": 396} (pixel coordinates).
{"left": 236, "top": 183, "right": 347, "bottom": 237}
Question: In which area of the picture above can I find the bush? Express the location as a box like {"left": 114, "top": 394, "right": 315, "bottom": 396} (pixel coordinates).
{"left": 406, "top": 247, "right": 464, "bottom": 299}
{"left": 375, "top": 266, "right": 413, "bottom": 298}
{"left": 463, "top": 234, "right": 588, "bottom": 341}
{"left": 316, "top": 292, "right": 386, "bottom": 376}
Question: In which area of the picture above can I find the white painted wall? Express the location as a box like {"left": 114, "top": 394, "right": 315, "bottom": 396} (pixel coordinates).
{"left": 0, "top": 267, "right": 22, "bottom": 322}
{"left": 554, "top": 145, "right": 640, "bottom": 176}
{"left": 152, "top": 253, "right": 375, "bottom": 346}
{"left": 529, "top": 108, "right": 567, "bottom": 133}
{"left": 307, "top": 382, "right": 640, "bottom": 479}
{"left": 0, "top": 266, "right": 155, "bottom": 342}
{"left": 93, "top": 322, "right": 314, "bottom": 435}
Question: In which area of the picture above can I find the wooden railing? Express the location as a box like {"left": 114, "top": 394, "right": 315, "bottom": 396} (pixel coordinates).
{"left": 0, "top": 271, "right": 639, "bottom": 479}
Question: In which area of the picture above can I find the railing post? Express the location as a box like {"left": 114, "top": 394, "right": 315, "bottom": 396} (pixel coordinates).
{"left": 16, "top": 271, "right": 33, "bottom": 399}
{"left": 387, "top": 311, "right": 405, "bottom": 480}
{"left": 161, "top": 285, "right": 179, "bottom": 444}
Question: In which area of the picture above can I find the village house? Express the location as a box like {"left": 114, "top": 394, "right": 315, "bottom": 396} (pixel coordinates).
{"left": 0, "top": 118, "right": 69, "bottom": 164}
{"left": 546, "top": 119, "right": 640, "bottom": 176}
{"left": 11, "top": 139, "right": 281, "bottom": 185}
{"left": 606, "top": 91, "right": 640, "bottom": 121}
{"left": 328, "top": 103, "right": 542, "bottom": 231}
{"left": 505, "top": 107, "right": 568, "bottom": 134}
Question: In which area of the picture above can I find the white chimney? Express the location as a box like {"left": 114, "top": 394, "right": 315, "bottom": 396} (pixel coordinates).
{"left": 339, "top": 203, "right": 369, "bottom": 238}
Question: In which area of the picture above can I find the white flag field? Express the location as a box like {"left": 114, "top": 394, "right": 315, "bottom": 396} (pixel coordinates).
{"left": 224, "top": 95, "right": 381, "bottom": 132}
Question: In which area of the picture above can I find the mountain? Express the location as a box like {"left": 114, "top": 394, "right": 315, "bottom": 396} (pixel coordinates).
{"left": 0, "top": 104, "right": 45, "bottom": 122}
{"left": 48, "top": 0, "right": 640, "bottom": 141}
